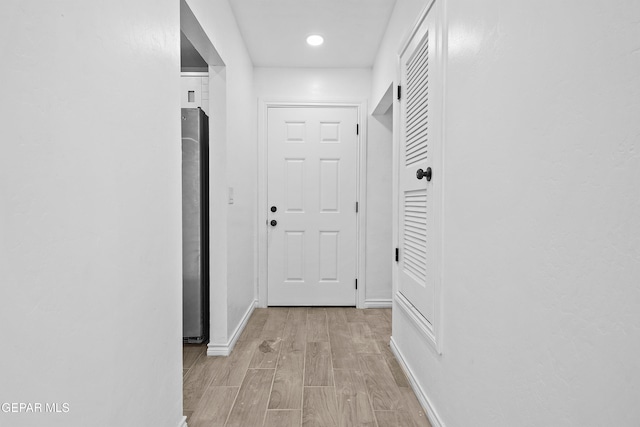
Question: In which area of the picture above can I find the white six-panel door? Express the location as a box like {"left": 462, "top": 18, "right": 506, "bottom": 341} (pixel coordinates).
{"left": 398, "top": 0, "right": 441, "bottom": 325}
{"left": 267, "top": 107, "right": 358, "bottom": 306}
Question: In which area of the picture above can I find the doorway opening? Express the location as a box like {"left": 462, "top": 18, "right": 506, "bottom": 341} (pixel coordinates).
{"left": 179, "top": 0, "right": 228, "bottom": 423}
{"left": 180, "top": 4, "right": 212, "bottom": 345}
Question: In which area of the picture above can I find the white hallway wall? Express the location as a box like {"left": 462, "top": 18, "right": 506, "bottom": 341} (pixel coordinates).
{"left": 374, "top": 0, "right": 640, "bottom": 426}
{"left": 0, "top": 1, "right": 183, "bottom": 426}
{"left": 254, "top": 67, "right": 393, "bottom": 304}
{"left": 185, "top": 0, "right": 257, "bottom": 344}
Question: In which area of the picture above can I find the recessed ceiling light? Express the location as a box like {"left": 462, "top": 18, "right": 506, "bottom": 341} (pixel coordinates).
{"left": 306, "top": 35, "right": 324, "bottom": 46}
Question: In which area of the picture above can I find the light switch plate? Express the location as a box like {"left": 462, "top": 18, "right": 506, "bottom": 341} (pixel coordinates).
{"left": 228, "top": 187, "right": 234, "bottom": 204}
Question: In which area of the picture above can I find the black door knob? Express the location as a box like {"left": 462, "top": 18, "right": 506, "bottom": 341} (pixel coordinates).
{"left": 270, "top": 206, "right": 277, "bottom": 213}
{"left": 416, "top": 167, "right": 432, "bottom": 181}
{"left": 270, "top": 220, "right": 277, "bottom": 227}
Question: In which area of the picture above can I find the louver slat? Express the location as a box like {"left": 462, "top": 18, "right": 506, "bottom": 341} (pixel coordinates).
{"left": 405, "top": 32, "right": 429, "bottom": 167}
{"left": 403, "top": 190, "right": 427, "bottom": 282}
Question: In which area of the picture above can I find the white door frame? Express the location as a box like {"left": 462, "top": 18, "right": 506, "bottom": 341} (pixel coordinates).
{"left": 257, "top": 100, "right": 368, "bottom": 308}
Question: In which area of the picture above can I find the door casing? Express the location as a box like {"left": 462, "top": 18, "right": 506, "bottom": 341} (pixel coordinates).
{"left": 257, "top": 100, "right": 368, "bottom": 308}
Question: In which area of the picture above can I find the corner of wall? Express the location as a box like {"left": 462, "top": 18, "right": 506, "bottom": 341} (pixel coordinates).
{"left": 208, "top": 299, "right": 256, "bottom": 356}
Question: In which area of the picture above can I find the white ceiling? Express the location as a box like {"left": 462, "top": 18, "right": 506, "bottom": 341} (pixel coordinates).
{"left": 228, "top": 0, "right": 397, "bottom": 68}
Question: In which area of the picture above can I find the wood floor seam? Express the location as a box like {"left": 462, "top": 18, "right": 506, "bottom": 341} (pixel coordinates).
{"left": 263, "top": 338, "right": 281, "bottom": 427}
{"left": 182, "top": 307, "right": 431, "bottom": 427}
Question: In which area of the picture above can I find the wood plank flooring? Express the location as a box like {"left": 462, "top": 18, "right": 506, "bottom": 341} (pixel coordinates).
{"left": 183, "top": 307, "right": 431, "bottom": 427}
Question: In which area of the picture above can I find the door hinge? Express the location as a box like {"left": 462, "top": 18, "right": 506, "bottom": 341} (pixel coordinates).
{"left": 356, "top": 124, "right": 359, "bottom": 135}
{"left": 397, "top": 85, "right": 402, "bottom": 100}
{"left": 355, "top": 202, "right": 359, "bottom": 213}
{"left": 395, "top": 247, "right": 399, "bottom": 262}
{"left": 355, "top": 279, "right": 358, "bottom": 289}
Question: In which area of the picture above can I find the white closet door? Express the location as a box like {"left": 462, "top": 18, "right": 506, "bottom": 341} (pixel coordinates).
{"left": 398, "top": 0, "right": 441, "bottom": 324}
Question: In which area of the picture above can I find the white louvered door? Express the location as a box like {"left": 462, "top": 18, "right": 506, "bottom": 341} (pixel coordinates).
{"left": 398, "top": 0, "right": 440, "bottom": 325}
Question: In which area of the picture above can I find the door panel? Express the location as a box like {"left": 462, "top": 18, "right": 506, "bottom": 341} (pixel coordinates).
{"left": 319, "top": 159, "right": 340, "bottom": 211}
{"left": 319, "top": 231, "right": 339, "bottom": 281}
{"left": 398, "top": 0, "right": 440, "bottom": 324}
{"left": 285, "top": 231, "right": 305, "bottom": 281}
{"left": 285, "top": 159, "right": 305, "bottom": 211}
{"left": 268, "top": 107, "right": 358, "bottom": 306}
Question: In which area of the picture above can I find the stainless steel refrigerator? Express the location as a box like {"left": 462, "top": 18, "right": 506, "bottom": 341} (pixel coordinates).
{"left": 182, "top": 107, "right": 209, "bottom": 343}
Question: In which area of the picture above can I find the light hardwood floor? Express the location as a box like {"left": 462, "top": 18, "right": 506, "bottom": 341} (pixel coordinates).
{"left": 183, "top": 307, "right": 431, "bottom": 427}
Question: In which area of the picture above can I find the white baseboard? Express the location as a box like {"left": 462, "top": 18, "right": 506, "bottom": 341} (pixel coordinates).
{"left": 207, "top": 341, "right": 234, "bottom": 356}
{"left": 363, "top": 298, "right": 393, "bottom": 308}
{"left": 207, "top": 300, "right": 257, "bottom": 356}
{"left": 177, "top": 415, "right": 188, "bottom": 427}
{"left": 389, "top": 337, "right": 445, "bottom": 427}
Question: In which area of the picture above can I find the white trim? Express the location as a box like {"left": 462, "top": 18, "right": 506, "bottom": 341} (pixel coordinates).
{"left": 257, "top": 99, "right": 269, "bottom": 308}
{"left": 398, "top": 0, "right": 437, "bottom": 59}
{"left": 394, "top": 292, "right": 438, "bottom": 352}
{"left": 257, "top": 99, "right": 368, "bottom": 308}
{"left": 439, "top": 0, "right": 449, "bottom": 360}
{"left": 356, "top": 102, "right": 368, "bottom": 310}
{"left": 207, "top": 300, "right": 256, "bottom": 356}
{"left": 180, "top": 71, "right": 209, "bottom": 77}
{"left": 363, "top": 298, "right": 393, "bottom": 308}
{"left": 390, "top": 337, "right": 445, "bottom": 427}
{"left": 207, "top": 343, "right": 232, "bottom": 357}
{"left": 177, "top": 415, "right": 188, "bottom": 427}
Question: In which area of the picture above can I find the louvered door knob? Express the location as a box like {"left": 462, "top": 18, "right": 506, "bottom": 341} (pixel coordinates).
{"left": 270, "top": 220, "right": 277, "bottom": 227}
{"left": 416, "top": 167, "right": 432, "bottom": 181}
